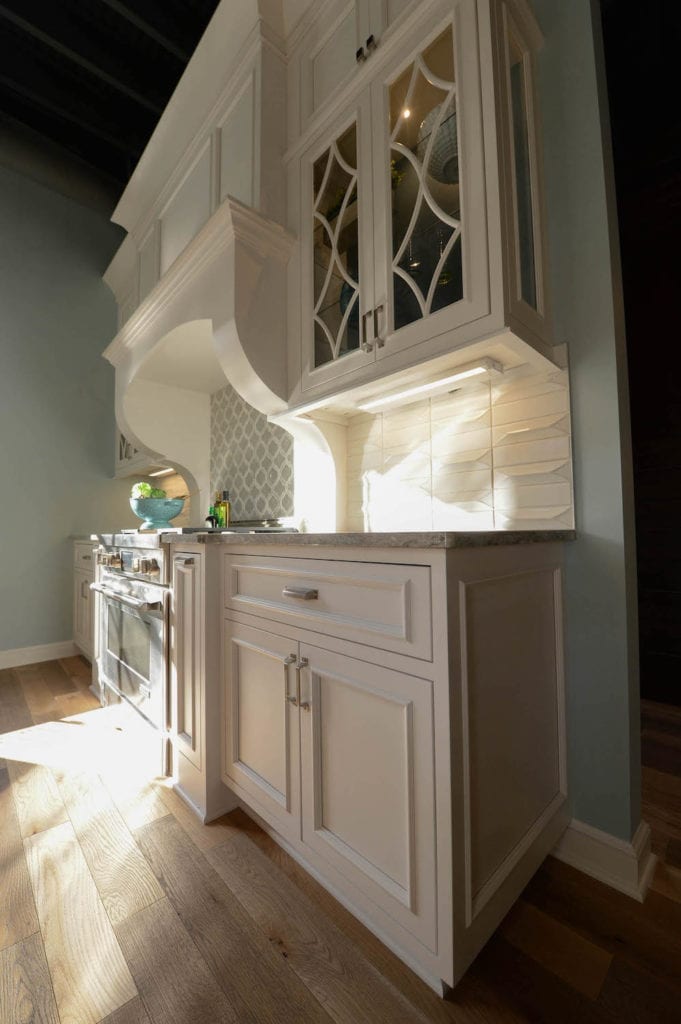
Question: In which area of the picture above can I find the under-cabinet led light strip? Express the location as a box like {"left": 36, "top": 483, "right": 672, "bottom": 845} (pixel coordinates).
{"left": 357, "top": 358, "right": 502, "bottom": 412}
{"left": 148, "top": 467, "right": 176, "bottom": 477}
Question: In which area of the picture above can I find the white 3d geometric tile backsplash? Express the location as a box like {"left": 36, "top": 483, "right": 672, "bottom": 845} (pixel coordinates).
{"left": 211, "top": 382, "right": 294, "bottom": 521}
{"left": 345, "top": 362, "right": 573, "bottom": 532}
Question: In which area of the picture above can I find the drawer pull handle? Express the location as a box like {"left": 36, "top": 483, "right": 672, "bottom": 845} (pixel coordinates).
{"left": 282, "top": 586, "right": 318, "bottom": 601}
{"left": 82, "top": 554, "right": 92, "bottom": 561}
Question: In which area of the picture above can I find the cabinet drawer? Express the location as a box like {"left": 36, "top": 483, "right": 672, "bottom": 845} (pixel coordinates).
{"left": 224, "top": 555, "right": 432, "bottom": 660}
{"left": 74, "top": 543, "right": 95, "bottom": 570}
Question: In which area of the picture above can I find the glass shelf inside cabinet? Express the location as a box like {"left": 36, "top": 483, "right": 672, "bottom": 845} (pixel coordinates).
{"left": 389, "top": 25, "right": 463, "bottom": 332}
{"left": 313, "top": 122, "right": 360, "bottom": 368}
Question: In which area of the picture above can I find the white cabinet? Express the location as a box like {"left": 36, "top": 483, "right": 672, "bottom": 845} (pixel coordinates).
{"left": 223, "top": 621, "right": 301, "bottom": 842}
{"left": 220, "top": 541, "right": 568, "bottom": 992}
{"left": 170, "top": 546, "right": 236, "bottom": 822}
{"left": 73, "top": 542, "right": 95, "bottom": 660}
{"left": 289, "top": 0, "right": 554, "bottom": 406}
{"left": 295, "top": 0, "right": 414, "bottom": 132}
{"left": 299, "top": 643, "right": 437, "bottom": 951}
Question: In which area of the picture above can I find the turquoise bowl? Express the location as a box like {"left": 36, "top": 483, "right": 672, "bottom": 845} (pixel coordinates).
{"left": 130, "top": 497, "right": 184, "bottom": 530}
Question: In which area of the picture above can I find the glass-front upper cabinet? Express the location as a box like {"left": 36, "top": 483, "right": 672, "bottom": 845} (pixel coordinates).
{"left": 493, "top": 0, "right": 550, "bottom": 343}
{"left": 295, "top": 0, "right": 552, "bottom": 399}
{"left": 301, "top": 94, "right": 376, "bottom": 388}
{"left": 370, "top": 0, "right": 490, "bottom": 360}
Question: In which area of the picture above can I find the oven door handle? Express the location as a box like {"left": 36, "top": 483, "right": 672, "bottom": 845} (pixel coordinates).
{"left": 90, "top": 582, "right": 164, "bottom": 616}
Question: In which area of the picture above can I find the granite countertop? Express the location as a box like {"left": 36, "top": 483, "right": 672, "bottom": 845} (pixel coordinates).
{"left": 166, "top": 530, "right": 576, "bottom": 549}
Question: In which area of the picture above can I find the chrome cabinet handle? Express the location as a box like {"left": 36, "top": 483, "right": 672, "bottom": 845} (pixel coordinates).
{"left": 360, "top": 309, "right": 374, "bottom": 353}
{"left": 373, "top": 303, "right": 385, "bottom": 348}
{"left": 284, "top": 653, "right": 298, "bottom": 705}
{"left": 282, "top": 586, "right": 318, "bottom": 601}
{"left": 298, "top": 657, "right": 311, "bottom": 711}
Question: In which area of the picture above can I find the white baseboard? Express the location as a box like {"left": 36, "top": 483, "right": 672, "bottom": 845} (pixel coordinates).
{"left": 0, "top": 640, "right": 78, "bottom": 670}
{"left": 552, "top": 818, "right": 657, "bottom": 902}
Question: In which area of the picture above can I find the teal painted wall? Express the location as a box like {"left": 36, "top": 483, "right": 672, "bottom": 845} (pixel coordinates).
{"left": 535, "top": 0, "right": 640, "bottom": 839}
{"left": 0, "top": 166, "right": 134, "bottom": 652}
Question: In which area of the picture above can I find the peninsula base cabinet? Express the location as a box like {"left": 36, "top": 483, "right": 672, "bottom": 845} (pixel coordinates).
{"left": 221, "top": 541, "right": 569, "bottom": 992}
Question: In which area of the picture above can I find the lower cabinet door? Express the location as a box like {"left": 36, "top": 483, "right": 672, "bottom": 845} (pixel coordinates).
{"left": 73, "top": 569, "right": 92, "bottom": 658}
{"left": 299, "top": 644, "right": 438, "bottom": 951}
{"left": 171, "top": 553, "right": 203, "bottom": 769}
{"left": 223, "top": 620, "right": 300, "bottom": 841}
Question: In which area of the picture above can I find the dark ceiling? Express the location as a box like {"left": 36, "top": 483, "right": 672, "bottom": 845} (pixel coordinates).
{"left": 0, "top": 0, "right": 220, "bottom": 191}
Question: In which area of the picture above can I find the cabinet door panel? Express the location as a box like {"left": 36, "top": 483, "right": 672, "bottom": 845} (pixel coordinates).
{"left": 300, "top": 1, "right": 362, "bottom": 127}
{"left": 171, "top": 554, "right": 203, "bottom": 769}
{"left": 300, "top": 93, "right": 376, "bottom": 392}
{"left": 300, "top": 644, "right": 437, "bottom": 950}
{"left": 73, "top": 569, "right": 92, "bottom": 657}
{"left": 371, "top": 0, "right": 489, "bottom": 357}
{"left": 223, "top": 621, "right": 300, "bottom": 840}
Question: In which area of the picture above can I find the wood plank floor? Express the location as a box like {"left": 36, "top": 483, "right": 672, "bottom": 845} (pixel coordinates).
{"left": 0, "top": 659, "right": 680, "bottom": 1023}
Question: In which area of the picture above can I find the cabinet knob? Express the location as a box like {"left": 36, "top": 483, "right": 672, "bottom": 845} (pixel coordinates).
{"left": 355, "top": 46, "right": 366, "bottom": 63}
{"left": 366, "top": 34, "right": 377, "bottom": 53}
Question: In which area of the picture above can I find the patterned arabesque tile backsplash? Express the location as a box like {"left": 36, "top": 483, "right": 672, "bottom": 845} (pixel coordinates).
{"left": 210, "top": 382, "right": 294, "bottom": 521}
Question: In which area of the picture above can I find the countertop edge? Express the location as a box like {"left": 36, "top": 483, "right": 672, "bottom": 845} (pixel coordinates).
{"left": 166, "top": 529, "right": 576, "bottom": 549}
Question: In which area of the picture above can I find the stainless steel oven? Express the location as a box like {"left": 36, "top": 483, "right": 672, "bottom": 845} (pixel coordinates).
{"left": 92, "top": 541, "right": 169, "bottom": 731}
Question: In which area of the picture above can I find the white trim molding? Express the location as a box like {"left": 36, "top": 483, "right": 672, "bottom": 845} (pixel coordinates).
{"left": 0, "top": 640, "right": 78, "bottom": 671}
{"left": 552, "top": 818, "right": 657, "bottom": 902}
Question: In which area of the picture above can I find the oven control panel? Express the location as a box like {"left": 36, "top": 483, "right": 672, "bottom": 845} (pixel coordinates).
{"left": 96, "top": 547, "right": 164, "bottom": 583}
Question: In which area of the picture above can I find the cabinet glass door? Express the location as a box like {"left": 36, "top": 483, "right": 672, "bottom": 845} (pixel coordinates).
{"left": 389, "top": 24, "right": 462, "bottom": 330}
{"left": 313, "top": 122, "right": 361, "bottom": 368}
{"left": 301, "top": 95, "right": 375, "bottom": 392}
{"left": 372, "top": 0, "right": 489, "bottom": 357}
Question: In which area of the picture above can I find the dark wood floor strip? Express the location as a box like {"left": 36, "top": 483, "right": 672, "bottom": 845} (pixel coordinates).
{"left": 0, "top": 933, "right": 60, "bottom": 1024}
{"left": 114, "top": 898, "right": 240, "bottom": 1024}
{"left": 0, "top": 766, "right": 39, "bottom": 951}
{"left": 207, "top": 826, "right": 432, "bottom": 1024}
{"left": 523, "top": 856, "right": 681, "bottom": 995}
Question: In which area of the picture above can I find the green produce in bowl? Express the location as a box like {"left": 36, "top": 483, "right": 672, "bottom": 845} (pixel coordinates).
{"left": 131, "top": 481, "right": 167, "bottom": 499}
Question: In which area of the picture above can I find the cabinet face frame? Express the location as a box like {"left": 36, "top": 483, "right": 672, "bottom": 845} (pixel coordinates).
{"left": 222, "top": 620, "right": 301, "bottom": 841}
{"left": 300, "top": 92, "right": 378, "bottom": 392}
{"left": 370, "top": 0, "right": 491, "bottom": 361}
